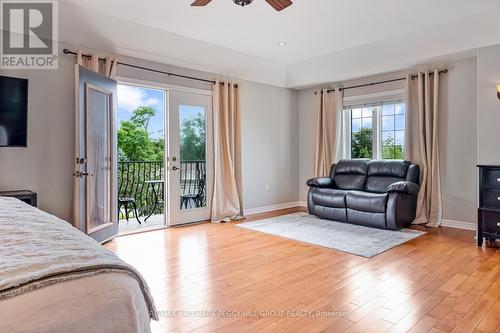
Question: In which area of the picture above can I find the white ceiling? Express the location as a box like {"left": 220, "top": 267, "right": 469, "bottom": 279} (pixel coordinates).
{"left": 59, "top": 0, "right": 500, "bottom": 87}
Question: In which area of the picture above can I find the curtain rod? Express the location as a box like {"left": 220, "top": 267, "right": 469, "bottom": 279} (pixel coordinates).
{"left": 315, "top": 69, "right": 448, "bottom": 94}
{"left": 62, "top": 48, "right": 238, "bottom": 87}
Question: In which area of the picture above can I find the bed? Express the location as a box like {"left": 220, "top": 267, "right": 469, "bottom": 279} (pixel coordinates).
{"left": 0, "top": 197, "right": 157, "bottom": 333}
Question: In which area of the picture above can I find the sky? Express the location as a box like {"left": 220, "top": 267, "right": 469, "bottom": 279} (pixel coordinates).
{"left": 117, "top": 84, "right": 165, "bottom": 139}
{"left": 117, "top": 84, "right": 205, "bottom": 141}
{"left": 351, "top": 103, "right": 405, "bottom": 145}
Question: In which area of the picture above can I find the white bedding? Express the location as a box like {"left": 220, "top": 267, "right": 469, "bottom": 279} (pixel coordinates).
{"left": 0, "top": 197, "right": 157, "bottom": 333}
{"left": 0, "top": 273, "right": 151, "bottom": 333}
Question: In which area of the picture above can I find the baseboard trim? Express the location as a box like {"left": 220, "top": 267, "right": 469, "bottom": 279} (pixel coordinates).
{"left": 244, "top": 201, "right": 303, "bottom": 216}
{"left": 441, "top": 219, "right": 476, "bottom": 231}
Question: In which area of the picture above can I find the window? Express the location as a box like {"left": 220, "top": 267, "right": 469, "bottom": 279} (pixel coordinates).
{"left": 351, "top": 107, "right": 374, "bottom": 159}
{"left": 381, "top": 103, "right": 405, "bottom": 159}
{"left": 346, "top": 101, "right": 405, "bottom": 160}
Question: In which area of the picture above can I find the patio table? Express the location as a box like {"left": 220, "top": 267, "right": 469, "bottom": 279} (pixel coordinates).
{"left": 144, "top": 180, "right": 164, "bottom": 222}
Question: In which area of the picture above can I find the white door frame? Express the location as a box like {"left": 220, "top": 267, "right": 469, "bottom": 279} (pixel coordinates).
{"left": 115, "top": 76, "right": 213, "bottom": 227}
{"left": 168, "top": 90, "right": 213, "bottom": 225}
{"left": 115, "top": 76, "right": 213, "bottom": 97}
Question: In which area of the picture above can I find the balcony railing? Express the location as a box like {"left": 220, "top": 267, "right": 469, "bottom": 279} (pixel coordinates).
{"left": 118, "top": 160, "right": 206, "bottom": 219}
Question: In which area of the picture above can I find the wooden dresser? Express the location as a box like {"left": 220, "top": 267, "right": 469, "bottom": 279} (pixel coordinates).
{"left": 477, "top": 165, "right": 500, "bottom": 246}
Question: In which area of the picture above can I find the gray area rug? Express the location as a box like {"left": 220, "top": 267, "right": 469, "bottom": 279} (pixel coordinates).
{"left": 236, "top": 212, "right": 425, "bottom": 258}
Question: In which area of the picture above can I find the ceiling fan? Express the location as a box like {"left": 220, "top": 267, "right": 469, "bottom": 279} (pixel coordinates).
{"left": 191, "top": 0, "right": 293, "bottom": 12}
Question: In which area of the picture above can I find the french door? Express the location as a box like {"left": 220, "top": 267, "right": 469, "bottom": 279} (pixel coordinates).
{"left": 75, "top": 65, "right": 118, "bottom": 243}
{"left": 167, "top": 91, "right": 213, "bottom": 226}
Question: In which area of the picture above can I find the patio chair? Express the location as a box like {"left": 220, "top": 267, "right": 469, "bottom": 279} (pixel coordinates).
{"left": 180, "top": 171, "right": 206, "bottom": 209}
{"left": 118, "top": 197, "right": 141, "bottom": 224}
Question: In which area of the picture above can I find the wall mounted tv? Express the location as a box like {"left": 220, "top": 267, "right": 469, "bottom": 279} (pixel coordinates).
{"left": 0, "top": 75, "right": 28, "bottom": 147}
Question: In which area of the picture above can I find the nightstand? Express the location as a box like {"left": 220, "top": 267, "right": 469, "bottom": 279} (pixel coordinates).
{"left": 0, "top": 190, "right": 37, "bottom": 207}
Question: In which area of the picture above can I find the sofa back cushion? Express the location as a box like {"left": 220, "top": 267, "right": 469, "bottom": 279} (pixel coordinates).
{"left": 332, "top": 159, "right": 369, "bottom": 190}
{"left": 365, "top": 160, "right": 410, "bottom": 193}
{"left": 406, "top": 164, "right": 420, "bottom": 184}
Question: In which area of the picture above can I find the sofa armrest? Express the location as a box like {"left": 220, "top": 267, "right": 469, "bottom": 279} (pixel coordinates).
{"left": 387, "top": 181, "right": 419, "bottom": 195}
{"left": 306, "top": 177, "right": 333, "bottom": 188}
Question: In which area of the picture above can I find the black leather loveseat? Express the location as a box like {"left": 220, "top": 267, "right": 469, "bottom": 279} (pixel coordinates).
{"left": 307, "top": 159, "right": 420, "bottom": 230}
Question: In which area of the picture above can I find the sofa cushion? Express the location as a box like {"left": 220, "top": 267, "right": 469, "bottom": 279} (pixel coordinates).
{"left": 311, "top": 188, "right": 348, "bottom": 208}
{"left": 345, "top": 191, "right": 388, "bottom": 213}
{"left": 365, "top": 176, "right": 406, "bottom": 193}
{"left": 314, "top": 206, "right": 348, "bottom": 222}
{"left": 365, "top": 160, "right": 410, "bottom": 193}
{"left": 332, "top": 159, "right": 369, "bottom": 190}
{"left": 368, "top": 160, "right": 410, "bottom": 178}
{"left": 347, "top": 209, "right": 386, "bottom": 229}
{"left": 406, "top": 164, "right": 420, "bottom": 184}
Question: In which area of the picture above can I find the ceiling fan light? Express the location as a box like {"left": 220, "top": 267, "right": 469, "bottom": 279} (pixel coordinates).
{"left": 233, "top": 0, "right": 253, "bottom": 7}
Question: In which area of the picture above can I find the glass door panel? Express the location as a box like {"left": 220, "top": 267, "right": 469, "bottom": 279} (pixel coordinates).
{"left": 168, "top": 91, "right": 212, "bottom": 225}
{"left": 179, "top": 105, "right": 207, "bottom": 210}
{"left": 86, "top": 84, "right": 112, "bottom": 232}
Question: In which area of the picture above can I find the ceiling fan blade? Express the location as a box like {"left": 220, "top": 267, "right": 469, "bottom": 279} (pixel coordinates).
{"left": 265, "top": 0, "right": 293, "bottom": 11}
{"left": 191, "top": 0, "right": 212, "bottom": 6}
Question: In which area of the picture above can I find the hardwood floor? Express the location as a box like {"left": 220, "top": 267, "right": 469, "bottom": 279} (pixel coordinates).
{"left": 105, "top": 207, "right": 499, "bottom": 333}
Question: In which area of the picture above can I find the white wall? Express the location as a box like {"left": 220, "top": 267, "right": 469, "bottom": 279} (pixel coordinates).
{"left": 477, "top": 44, "right": 500, "bottom": 165}
{"left": 439, "top": 57, "right": 477, "bottom": 224}
{"left": 0, "top": 43, "right": 299, "bottom": 221}
{"left": 0, "top": 54, "right": 75, "bottom": 221}
{"left": 240, "top": 82, "right": 299, "bottom": 209}
{"left": 298, "top": 57, "right": 478, "bottom": 226}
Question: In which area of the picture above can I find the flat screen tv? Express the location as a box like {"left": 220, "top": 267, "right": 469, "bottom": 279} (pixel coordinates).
{"left": 0, "top": 76, "right": 28, "bottom": 147}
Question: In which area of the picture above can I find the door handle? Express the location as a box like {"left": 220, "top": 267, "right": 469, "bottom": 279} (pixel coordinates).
{"left": 171, "top": 166, "right": 181, "bottom": 171}
{"left": 73, "top": 171, "right": 89, "bottom": 178}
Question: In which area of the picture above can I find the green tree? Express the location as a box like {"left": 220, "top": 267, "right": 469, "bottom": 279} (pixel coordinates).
{"left": 180, "top": 114, "right": 206, "bottom": 161}
{"left": 118, "top": 120, "right": 154, "bottom": 161}
{"left": 118, "top": 106, "right": 164, "bottom": 161}
{"left": 351, "top": 127, "right": 373, "bottom": 158}
{"left": 382, "top": 133, "right": 404, "bottom": 159}
{"left": 130, "top": 106, "right": 155, "bottom": 130}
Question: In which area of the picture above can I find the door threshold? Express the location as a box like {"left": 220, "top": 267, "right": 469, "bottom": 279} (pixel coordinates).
{"left": 116, "top": 219, "right": 212, "bottom": 237}
{"left": 170, "top": 219, "right": 210, "bottom": 228}
{"left": 117, "top": 225, "right": 169, "bottom": 237}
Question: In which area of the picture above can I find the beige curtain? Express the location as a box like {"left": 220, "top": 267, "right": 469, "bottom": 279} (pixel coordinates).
{"left": 405, "top": 70, "right": 442, "bottom": 227}
{"left": 313, "top": 89, "right": 343, "bottom": 177}
{"left": 211, "top": 82, "right": 243, "bottom": 223}
{"left": 76, "top": 49, "right": 118, "bottom": 78}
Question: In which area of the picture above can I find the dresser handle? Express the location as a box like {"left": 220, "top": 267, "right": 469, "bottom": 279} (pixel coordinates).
{"left": 497, "top": 197, "right": 500, "bottom": 201}
{"left": 497, "top": 178, "right": 500, "bottom": 182}
{"left": 497, "top": 222, "right": 500, "bottom": 227}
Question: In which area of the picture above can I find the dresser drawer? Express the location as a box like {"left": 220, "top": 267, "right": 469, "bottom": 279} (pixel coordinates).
{"left": 482, "top": 169, "right": 500, "bottom": 189}
{"left": 483, "top": 189, "right": 500, "bottom": 208}
{"left": 481, "top": 211, "right": 500, "bottom": 235}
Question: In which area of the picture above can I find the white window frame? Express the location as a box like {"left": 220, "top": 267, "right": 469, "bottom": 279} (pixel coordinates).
{"left": 343, "top": 89, "right": 406, "bottom": 160}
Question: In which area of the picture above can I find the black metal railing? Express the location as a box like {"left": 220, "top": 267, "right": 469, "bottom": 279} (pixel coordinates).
{"left": 118, "top": 161, "right": 164, "bottom": 218}
{"left": 117, "top": 160, "right": 206, "bottom": 219}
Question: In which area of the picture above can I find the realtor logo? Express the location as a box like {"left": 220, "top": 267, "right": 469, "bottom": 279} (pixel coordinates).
{"left": 1, "top": 0, "right": 58, "bottom": 69}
